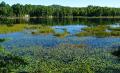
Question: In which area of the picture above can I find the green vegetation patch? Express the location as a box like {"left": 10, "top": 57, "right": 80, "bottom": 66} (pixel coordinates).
{"left": 112, "top": 46, "right": 120, "bottom": 58}
{"left": 0, "top": 38, "right": 6, "bottom": 42}
{"left": 8, "top": 44, "right": 120, "bottom": 73}
{"left": 53, "top": 29, "right": 69, "bottom": 38}
{"left": 0, "top": 54, "right": 28, "bottom": 73}
{"left": 0, "top": 46, "right": 28, "bottom": 73}
{"left": 0, "top": 24, "right": 26, "bottom": 34}
{"left": 26, "top": 25, "right": 55, "bottom": 34}
{"left": 111, "top": 31, "right": 120, "bottom": 36}
{"left": 108, "top": 27, "right": 120, "bottom": 37}
{"left": 76, "top": 25, "right": 120, "bottom": 37}
{"left": 112, "top": 50, "right": 120, "bottom": 58}
{"left": 108, "top": 27, "right": 120, "bottom": 31}
{"left": 82, "top": 25, "right": 108, "bottom": 32}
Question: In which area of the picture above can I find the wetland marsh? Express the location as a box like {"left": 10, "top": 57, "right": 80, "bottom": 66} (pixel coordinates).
{"left": 0, "top": 18, "right": 120, "bottom": 73}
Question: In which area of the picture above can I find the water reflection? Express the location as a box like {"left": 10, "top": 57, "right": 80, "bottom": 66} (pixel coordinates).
{"left": 52, "top": 25, "right": 87, "bottom": 34}
{"left": 0, "top": 18, "right": 120, "bottom": 49}
{"left": 1, "top": 18, "right": 120, "bottom": 26}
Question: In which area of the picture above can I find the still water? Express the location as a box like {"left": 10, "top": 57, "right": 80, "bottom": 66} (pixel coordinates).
{"left": 0, "top": 18, "right": 120, "bottom": 50}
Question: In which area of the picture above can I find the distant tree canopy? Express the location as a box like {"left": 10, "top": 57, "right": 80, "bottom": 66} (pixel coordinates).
{"left": 0, "top": 1, "right": 120, "bottom": 17}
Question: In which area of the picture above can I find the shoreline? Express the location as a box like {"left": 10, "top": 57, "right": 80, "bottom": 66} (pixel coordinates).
{"left": 1, "top": 16, "right": 120, "bottom": 19}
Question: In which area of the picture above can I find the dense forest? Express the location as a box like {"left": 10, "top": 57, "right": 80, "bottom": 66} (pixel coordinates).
{"left": 1, "top": 1, "right": 120, "bottom": 18}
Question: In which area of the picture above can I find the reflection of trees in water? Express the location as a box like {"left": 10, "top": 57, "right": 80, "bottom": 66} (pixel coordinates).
{"left": 1, "top": 18, "right": 120, "bottom": 26}
{"left": 0, "top": 18, "right": 28, "bottom": 25}
{"left": 29, "top": 18, "right": 120, "bottom": 26}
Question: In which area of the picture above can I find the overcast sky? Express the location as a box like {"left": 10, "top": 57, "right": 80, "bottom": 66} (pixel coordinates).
{"left": 0, "top": 0, "right": 120, "bottom": 7}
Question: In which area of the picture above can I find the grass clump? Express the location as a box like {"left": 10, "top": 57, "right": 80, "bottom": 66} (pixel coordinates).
{"left": 38, "top": 26, "right": 54, "bottom": 34}
{"left": 108, "top": 27, "right": 120, "bottom": 37}
{"left": 93, "top": 31, "right": 111, "bottom": 37}
{"left": 76, "top": 31, "right": 91, "bottom": 36}
{"left": 76, "top": 25, "right": 120, "bottom": 37}
{"left": 108, "top": 27, "right": 120, "bottom": 31}
{"left": 53, "top": 29, "right": 69, "bottom": 38}
{"left": 0, "top": 24, "right": 26, "bottom": 34}
{"left": 26, "top": 25, "right": 54, "bottom": 34}
{"left": 82, "top": 25, "right": 107, "bottom": 32}
{"left": 111, "top": 31, "right": 120, "bottom": 36}
{"left": 76, "top": 25, "right": 110, "bottom": 37}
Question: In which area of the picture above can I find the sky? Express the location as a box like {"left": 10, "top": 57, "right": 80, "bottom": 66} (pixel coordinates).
{"left": 0, "top": 0, "right": 120, "bottom": 7}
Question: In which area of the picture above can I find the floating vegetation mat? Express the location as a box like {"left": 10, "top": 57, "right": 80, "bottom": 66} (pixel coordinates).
{"left": 7, "top": 44, "right": 120, "bottom": 73}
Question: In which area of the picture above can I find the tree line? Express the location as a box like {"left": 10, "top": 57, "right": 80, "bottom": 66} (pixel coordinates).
{"left": 1, "top": 1, "right": 120, "bottom": 18}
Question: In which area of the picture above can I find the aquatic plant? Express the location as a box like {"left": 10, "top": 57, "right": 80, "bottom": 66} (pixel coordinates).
{"left": 76, "top": 25, "right": 120, "bottom": 37}
{"left": 0, "top": 24, "right": 120, "bottom": 73}
{"left": 107, "top": 27, "right": 120, "bottom": 37}
{"left": 25, "top": 25, "right": 54, "bottom": 34}
{"left": 59, "top": 44, "right": 87, "bottom": 48}
{"left": 0, "top": 45, "right": 4, "bottom": 52}
{"left": 0, "top": 24, "right": 26, "bottom": 34}
{"left": 93, "top": 31, "right": 111, "bottom": 37}
{"left": 112, "top": 50, "right": 120, "bottom": 58}
{"left": 53, "top": 32, "right": 69, "bottom": 38}
{"left": 9, "top": 44, "right": 120, "bottom": 73}
{"left": 108, "top": 27, "right": 120, "bottom": 31}
{"left": 76, "top": 31, "right": 111, "bottom": 37}
{"left": 53, "top": 29, "right": 69, "bottom": 38}
{"left": 0, "top": 46, "right": 28, "bottom": 73}
{"left": 0, "top": 38, "right": 6, "bottom": 42}
{"left": 76, "top": 25, "right": 108, "bottom": 37}
{"left": 82, "top": 25, "right": 108, "bottom": 32}
{"left": 38, "top": 26, "right": 54, "bottom": 34}
{"left": 76, "top": 31, "right": 91, "bottom": 36}
{"left": 111, "top": 31, "right": 120, "bottom": 37}
{"left": 25, "top": 25, "right": 43, "bottom": 29}
{"left": 112, "top": 46, "right": 120, "bottom": 58}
